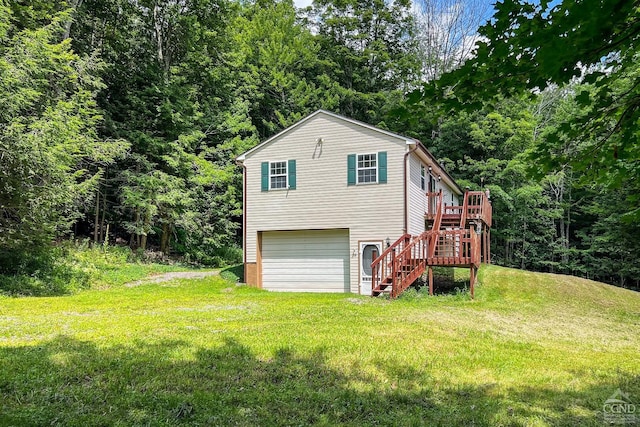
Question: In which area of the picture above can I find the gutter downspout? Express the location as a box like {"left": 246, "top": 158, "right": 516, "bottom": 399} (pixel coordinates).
{"left": 403, "top": 144, "right": 419, "bottom": 234}
{"left": 237, "top": 161, "right": 247, "bottom": 281}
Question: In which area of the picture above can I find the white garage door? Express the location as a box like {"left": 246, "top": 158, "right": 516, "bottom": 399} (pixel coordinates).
{"left": 262, "top": 229, "right": 350, "bottom": 292}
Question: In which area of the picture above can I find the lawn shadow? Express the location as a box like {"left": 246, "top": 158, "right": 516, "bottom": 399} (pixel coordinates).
{"left": 0, "top": 335, "right": 634, "bottom": 425}
{"left": 411, "top": 267, "right": 471, "bottom": 296}
{"left": 220, "top": 263, "right": 244, "bottom": 284}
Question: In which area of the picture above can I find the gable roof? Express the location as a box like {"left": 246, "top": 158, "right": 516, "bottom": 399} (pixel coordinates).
{"left": 236, "top": 109, "right": 418, "bottom": 162}
{"left": 236, "top": 109, "right": 462, "bottom": 195}
{"left": 414, "top": 141, "right": 463, "bottom": 195}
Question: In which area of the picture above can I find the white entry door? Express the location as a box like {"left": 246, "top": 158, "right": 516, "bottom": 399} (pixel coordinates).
{"left": 360, "top": 242, "right": 382, "bottom": 295}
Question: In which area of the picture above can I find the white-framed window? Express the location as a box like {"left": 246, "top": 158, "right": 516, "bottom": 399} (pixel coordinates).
{"left": 357, "top": 153, "right": 377, "bottom": 184}
{"left": 347, "top": 152, "right": 386, "bottom": 186}
{"left": 269, "top": 161, "right": 287, "bottom": 190}
{"left": 420, "top": 164, "right": 426, "bottom": 190}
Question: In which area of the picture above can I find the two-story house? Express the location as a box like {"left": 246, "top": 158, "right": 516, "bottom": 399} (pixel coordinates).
{"left": 237, "top": 110, "right": 491, "bottom": 297}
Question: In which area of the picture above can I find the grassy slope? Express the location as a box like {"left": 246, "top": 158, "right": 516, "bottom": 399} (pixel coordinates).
{"left": 0, "top": 265, "right": 638, "bottom": 426}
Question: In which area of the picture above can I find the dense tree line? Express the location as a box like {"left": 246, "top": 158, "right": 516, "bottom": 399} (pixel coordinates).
{"left": 408, "top": 0, "right": 639, "bottom": 287}
{"left": 1, "top": 0, "right": 637, "bottom": 289}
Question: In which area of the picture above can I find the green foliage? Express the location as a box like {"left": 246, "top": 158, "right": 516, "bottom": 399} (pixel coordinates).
{"left": 402, "top": 0, "right": 639, "bottom": 286}
{"left": 0, "top": 5, "right": 126, "bottom": 251}
{"left": 229, "top": 0, "right": 335, "bottom": 138}
{"left": 0, "top": 241, "right": 190, "bottom": 296}
{"left": 309, "top": 0, "right": 420, "bottom": 123}
{"left": 574, "top": 183, "right": 640, "bottom": 287}
{"left": 0, "top": 245, "right": 91, "bottom": 296}
{"left": 66, "top": 0, "right": 243, "bottom": 261}
{"left": 416, "top": 0, "right": 639, "bottom": 212}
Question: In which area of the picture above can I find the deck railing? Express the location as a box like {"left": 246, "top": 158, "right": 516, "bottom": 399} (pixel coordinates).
{"left": 373, "top": 227, "right": 482, "bottom": 298}
{"left": 372, "top": 190, "right": 490, "bottom": 298}
{"left": 444, "top": 205, "right": 464, "bottom": 216}
{"left": 428, "top": 191, "right": 443, "bottom": 257}
{"left": 464, "top": 191, "right": 492, "bottom": 227}
{"left": 427, "top": 190, "right": 492, "bottom": 228}
{"left": 430, "top": 229, "right": 473, "bottom": 265}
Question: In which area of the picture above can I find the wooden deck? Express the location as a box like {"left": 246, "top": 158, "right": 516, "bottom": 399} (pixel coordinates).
{"left": 371, "top": 190, "right": 492, "bottom": 299}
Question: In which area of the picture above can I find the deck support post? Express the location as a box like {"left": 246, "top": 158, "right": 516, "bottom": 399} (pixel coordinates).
{"left": 487, "top": 229, "right": 491, "bottom": 264}
{"left": 470, "top": 266, "right": 476, "bottom": 299}
{"left": 428, "top": 266, "right": 433, "bottom": 296}
{"left": 482, "top": 230, "right": 486, "bottom": 263}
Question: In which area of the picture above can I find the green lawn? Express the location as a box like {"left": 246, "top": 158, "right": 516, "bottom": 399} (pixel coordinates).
{"left": 0, "top": 265, "right": 638, "bottom": 426}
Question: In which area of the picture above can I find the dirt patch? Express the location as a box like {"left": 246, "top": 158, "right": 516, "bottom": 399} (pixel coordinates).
{"left": 124, "top": 271, "right": 219, "bottom": 287}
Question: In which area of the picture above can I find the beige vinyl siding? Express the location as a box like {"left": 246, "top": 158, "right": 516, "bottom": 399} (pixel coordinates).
{"left": 407, "top": 154, "right": 426, "bottom": 235}
{"left": 436, "top": 180, "right": 459, "bottom": 208}
{"left": 407, "top": 152, "right": 460, "bottom": 233}
{"left": 244, "top": 112, "right": 406, "bottom": 293}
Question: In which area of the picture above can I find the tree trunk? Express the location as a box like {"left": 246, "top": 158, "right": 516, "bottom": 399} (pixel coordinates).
{"left": 160, "top": 222, "right": 170, "bottom": 254}
{"left": 104, "top": 223, "right": 109, "bottom": 247}
{"left": 132, "top": 208, "right": 141, "bottom": 248}
{"left": 93, "top": 188, "right": 100, "bottom": 243}
{"left": 63, "top": 0, "right": 83, "bottom": 40}
{"left": 564, "top": 176, "right": 572, "bottom": 265}
{"left": 100, "top": 186, "right": 107, "bottom": 243}
{"left": 141, "top": 211, "right": 151, "bottom": 251}
{"left": 153, "top": 2, "right": 169, "bottom": 77}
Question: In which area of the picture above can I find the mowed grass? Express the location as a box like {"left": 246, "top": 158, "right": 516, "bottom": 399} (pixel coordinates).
{"left": 0, "top": 265, "right": 639, "bottom": 426}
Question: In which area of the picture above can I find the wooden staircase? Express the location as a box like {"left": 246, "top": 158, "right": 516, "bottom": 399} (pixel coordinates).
{"left": 371, "top": 190, "right": 491, "bottom": 299}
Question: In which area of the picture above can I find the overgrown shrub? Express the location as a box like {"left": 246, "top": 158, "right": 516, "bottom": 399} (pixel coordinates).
{"left": 0, "top": 245, "right": 90, "bottom": 296}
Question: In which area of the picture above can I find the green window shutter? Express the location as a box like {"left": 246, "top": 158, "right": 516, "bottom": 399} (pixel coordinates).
{"left": 288, "top": 159, "right": 296, "bottom": 189}
{"left": 261, "top": 162, "right": 269, "bottom": 191}
{"left": 378, "top": 151, "right": 387, "bottom": 184}
{"left": 347, "top": 154, "right": 356, "bottom": 185}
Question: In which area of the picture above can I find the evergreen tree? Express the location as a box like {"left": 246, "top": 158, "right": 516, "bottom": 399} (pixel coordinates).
{"left": 0, "top": 2, "right": 126, "bottom": 267}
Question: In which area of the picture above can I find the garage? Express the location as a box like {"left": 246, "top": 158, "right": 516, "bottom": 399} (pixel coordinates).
{"left": 261, "top": 229, "right": 350, "bottom": 292}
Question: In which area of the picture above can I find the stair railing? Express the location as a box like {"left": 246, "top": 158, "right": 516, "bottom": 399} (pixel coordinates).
{"left": 459, "top": 191, "right": 469, "bottom": 228}
{"left": 390, "top": 231, "right": 432, "bottom": 298}
{"left": 371, "top": 234, "right": 411, "bottom": 295}
{"left": 428, "top": 191, "right": 443, "bottom": 257}
{"left": 374, "top": 227, "right": 479, "bottom": 299}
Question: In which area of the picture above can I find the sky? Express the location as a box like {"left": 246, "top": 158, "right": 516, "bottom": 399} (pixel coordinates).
{"left": 294, "top": 0, "right": 313, "bottom": 7}
{"left": 293, "top": 0, "right": 497, "bottom": 25}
